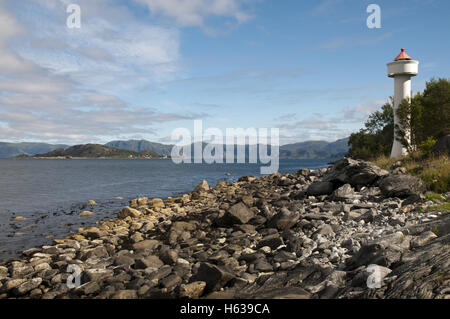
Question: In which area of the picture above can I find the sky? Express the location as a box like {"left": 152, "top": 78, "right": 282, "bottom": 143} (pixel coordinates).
{"left": 0, "top": 0, "right": 449, "bottom": 145}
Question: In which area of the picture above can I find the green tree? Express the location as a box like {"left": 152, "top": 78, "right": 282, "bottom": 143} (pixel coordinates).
{"left": 348, "top": 100, "right": 393, "bottom": 159}
{"left": 419, "top": 78, "right": 450, "bottom": 138}
{"left": 396, "top": 78, "right": 450, "bottom": 151}
{"left": 349, "top": 78, "right": 450, "bottom": 160}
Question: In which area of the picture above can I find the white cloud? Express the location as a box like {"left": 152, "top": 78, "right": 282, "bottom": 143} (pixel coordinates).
{"left": 0, "top": 0, "right": 211, "bottom": 143}
{"left": 312, "top": 0, "right": 344, "bottom": 16}
{"left": 342, "top": 99, "right": 387, "bottom": 122}
{"left": 134, "top": 0, "right": 252, "bottom": 27}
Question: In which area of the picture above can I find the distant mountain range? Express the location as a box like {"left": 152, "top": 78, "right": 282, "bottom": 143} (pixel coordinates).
{"left": 0, "top": 138, "right": 349, "bottom": 159}
{"left": 0, "top": 142, "right": 69, "bottom": 158}
{"left": 280, "top": 138, "right": 349, "bottom": 159}
{"left": 105, "top": 140, "right": 173, "bottom": 156}
{"left": 17, "top": 144, "right": 161, "bottom": 159}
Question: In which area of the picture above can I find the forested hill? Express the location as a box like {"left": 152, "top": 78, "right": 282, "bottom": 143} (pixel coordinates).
{"left": 22, "top": 144, "right": 161, "bottom": 158}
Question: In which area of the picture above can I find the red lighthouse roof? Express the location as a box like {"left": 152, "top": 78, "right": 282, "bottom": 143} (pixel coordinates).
{"left": 394, "top": 48, "right": 412, "bottom": 61}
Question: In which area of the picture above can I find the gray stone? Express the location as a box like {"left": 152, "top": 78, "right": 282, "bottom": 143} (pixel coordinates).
{"left": 411, "top": 231, "right": 438, "bottom": 248}
{"left": 324, "top": 158, "right": 388, "bottom": 187}
{"left": 332, "top": 184, "right": 360, "bottom": 201}
{"left": 313, "top": 224, "right": 334, "bottom": 237}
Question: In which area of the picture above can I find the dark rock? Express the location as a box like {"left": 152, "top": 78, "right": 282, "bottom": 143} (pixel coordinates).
{"left": 273, "top": 250, "right": 296, "bottom": 263}
{"left": 159, "top": 247, "right": 178, "bottom": 265}
{"left": 402, "top": 194, "right": 424, "bottom": 207}
{"left": 147, "top": 265, "right": 173, "bottom": 281}
{"left": 267, "top": 208, "right": 300, "bottom": 230}
{"left": 190, "top": 262, "right": 235, "bottom": 292}
{"left": 114, "top": 255, "right": 135, "bottom": 267}
{"left": 239, "top": 252, "right": 264, "bottom": 263}
{"left": 257, "top": 234, "right": 284, "bottom": 250}
{"left": 135, "top": 256, "right": 164, "bottom": 270}
{"left": 254, "top": 259, "right": 273, "bottom": 272}
{"left": 306, "top": 182, "right": 334, "bottom": 196}
{"left": 355, "top": 209, "right": 377, "bottom": 223}
{"left": 379, "top": 174, "right": 426, "bottom": 198}
{"left": 160, "top": 274, "right": 182, "bottom": 289}
{"left": 221, "top": 202, "right": 254, "bottom": 225}
{"left": 345, "top": 243, "right": 401, "bottom": 270}
{"left": 78, "top": 281, "right": 101, "bottom": 295}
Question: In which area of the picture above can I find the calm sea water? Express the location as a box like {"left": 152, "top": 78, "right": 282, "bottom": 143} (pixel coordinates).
{"left": 0, "top": 158, "right": 336, "bottom": 261}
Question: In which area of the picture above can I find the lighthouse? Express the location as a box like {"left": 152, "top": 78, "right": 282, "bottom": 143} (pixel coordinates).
{"left": 387, "top": 48, "right": 419, "bottom": 158}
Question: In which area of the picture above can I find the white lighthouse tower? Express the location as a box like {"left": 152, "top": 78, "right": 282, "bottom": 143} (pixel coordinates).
{"left": 387, "top": 48, "right": 419, "bottom": 158}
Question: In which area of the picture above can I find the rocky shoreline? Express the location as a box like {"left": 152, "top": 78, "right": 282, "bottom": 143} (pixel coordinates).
{"left": 0, "top": 158, "right": 449, "bottom": 299}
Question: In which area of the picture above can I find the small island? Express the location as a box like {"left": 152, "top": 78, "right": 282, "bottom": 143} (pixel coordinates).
{"left": 15, "top": 144, "right": 164, "bottom": 159}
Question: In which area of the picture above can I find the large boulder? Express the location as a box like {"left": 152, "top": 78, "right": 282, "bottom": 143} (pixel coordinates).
{"left": 431, "top": 134, "right": 450, "bottom": 155}
{"left": 324, "top": 158, "right": 389, "bottom": 187}
{"left": 379, "top": 174, "right": 426, "bottom": 198}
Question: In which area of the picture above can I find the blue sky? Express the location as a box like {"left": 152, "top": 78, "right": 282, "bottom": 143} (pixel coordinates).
{"left": 0, "top": 0, "right": 449, "bottom": 145}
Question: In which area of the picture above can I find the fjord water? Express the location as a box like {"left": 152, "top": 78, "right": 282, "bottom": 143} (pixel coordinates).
{"left": 0, "top": 158, "right": 335, "bottom": 261}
